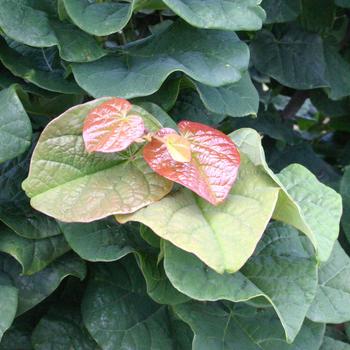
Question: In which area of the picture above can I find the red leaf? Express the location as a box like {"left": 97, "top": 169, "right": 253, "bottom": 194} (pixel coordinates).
{"left": 143, "top": 121, "right": 240, "bottom": 205}
{"left": 83, "top": 98, "right": 145, "bottom": 153}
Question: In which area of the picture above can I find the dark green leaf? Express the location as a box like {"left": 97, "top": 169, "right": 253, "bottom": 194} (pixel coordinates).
{"left": 251, "top": 28, "right": 328, "bottom": 90}
{"left": 0, "top": 253, "right": 86, "bottom": 315}
{"left": 0, "top": 224, "right": 70, "bottom": 275}
{"left": 261, "top": 0, "right": 301, "bottom": 23}
{"left": 0, "top": 39, "right": 82, "bottom": 94}
{"left": 82, "top": 255, "right": 187, "bottom": 350}
{"left": 341, "top": 166, "right": 350, "bottom": 241}
{"left": 32, "top": 305, "right": 100, "bottom": 350}
{"left": 60, "top": 219, "right": 143, "bottom": 262}
{"left": 72, "top": 22, "right": 249, "bottom": 98}
{"left": 0, "top": 272, "right": 18, "bottom": 341}
{"left": 0, "top": 85, "right": 31, "bottom": 163}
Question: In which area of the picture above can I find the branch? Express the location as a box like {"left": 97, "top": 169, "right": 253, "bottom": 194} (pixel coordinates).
{"left": 281, "top": 91, "right": 309, "bottom": 121}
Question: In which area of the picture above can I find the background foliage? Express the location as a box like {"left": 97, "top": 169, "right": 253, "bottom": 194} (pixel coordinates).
{"left": 0, "top": 0, "right": 350, "bottom": 349}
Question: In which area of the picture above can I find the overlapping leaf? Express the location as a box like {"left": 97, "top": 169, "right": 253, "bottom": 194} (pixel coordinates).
{"left": 60, "top": 219, "right": 145, "bottom": 262}
{"left": 307, "top": 242, "right": 350, "bottom": 323}
{"left": 0, "top": 39, "right": 82, "bottom": 94}
{"left": 82, "top": 255, "right": 191, "bottom": 349}
{"left": 32, "top": 305, "right": 100, "bottom": 350}
{"left": 83, "top": 98, "right": 145, "bottom": 153}
{"left": 174, "top": 303, "right": 325, "bottom": 350}
{"left": 0, "top": 85, "right": 31, "bottom": 163}
{"left": 164, "top": 222, "right": 318, "bottom": 342}
{"left": 72, "top": 22, "right": 249, "bottom": 98}
{"left": 143, "top": 121, "right": 241, "bottom": 205}
{"left": 117, "top": 152, "right": 280, "bottom": 273}
{"left": 231, "top": 128, "right": 342, "bottom": 263}
{"left": 0, "top": 0, "right": 105, "bottom": 62}
{"left": 62, "top": 0, "right": 136, "bottom": 36}
{"left": 0, "top": 142, "right": 62, "bottom": 239}
{"left": 261, "top": 0, "right": 301, "bottom": 23}
{"left": 22, "top": 98, "right": 173, "bottom": 222}
{"left": 0, "top": 253, "right": 86, "bottom": 315}
{"left": 341, "top": 166, "right": 350, "bottom": 241}
{"left": 0, "top": 272, "right": 18, "bottom": 341}
{"left": 162, "top": 0, "right": 265, "bottom": 31}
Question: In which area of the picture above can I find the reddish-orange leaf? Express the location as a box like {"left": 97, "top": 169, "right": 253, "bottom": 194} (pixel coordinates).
{"left": 143, "top": 121, "right": 240, "bottom": 205}
{"left": 83, "top": 98, "right": 145, "bottom": 153}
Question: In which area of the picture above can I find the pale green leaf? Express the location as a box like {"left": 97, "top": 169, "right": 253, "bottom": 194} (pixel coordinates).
{"left": 174, "top": 302, "right": 325, "bottom": 350}
{"left": 22, "top": 98, "right": 173, "bottom": 222}
{"left": 0, "top": 272, "right": 18, "bottom": 341}
{"left": 164, "top": 222, "right": 317, "bottom": 342}
{"left": 0, "top": 85, "right": 31, "bottom": 163}
{"left": 231, "top": 128, "right": 343, "bottom": 263}
{"left": 307, "top": 242, "right": 350, "bottom": 323}
{"left": 72, "top": 22, "right": 249, "bottom": 98}
{"left": 117, "top": 153, "right": 280, "bottom": 273}
{"left": 162, "top": 0, "right": 265, "bottom": 31}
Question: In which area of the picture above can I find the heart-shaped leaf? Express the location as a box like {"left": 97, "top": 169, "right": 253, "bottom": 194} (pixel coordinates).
{"left": 143, "top": 121, "right": 240, "bottom": 205}
{"left": 83, "top": 98, "right": 145, "bottom": 153}
{"left": 22, "top": 98, "right": 173, "bottom": 222}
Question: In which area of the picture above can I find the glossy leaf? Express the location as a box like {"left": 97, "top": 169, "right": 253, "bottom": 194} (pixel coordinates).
{"left": 32, "top": 305, "right": 100, "bottom": 350}
{"left": 307, "top": 242, "right": 350, "bottom": 323}
{"left": 164, "top": 133, "right": 192, "bottom": 163}
{"left": 22, "top": 98, "right": 173, "bottom": 222}
{"left": 174, "top": 302, "right": 325, "bottom": 350}
{"left": 0, "top": 272, "right": 18, "bottom": 341}
{"left": 164, "top": 222, "right": 318, "bottom": 342}
{"left": 83, "top": 98, "right": 145, "bottom": 153}
{"left": 82, "top": 255, "right": 186, "bottom": 350}
{"left": 60, "top": 219, "right": 144, "bottom": 262}
{"left": 0, "top": 144, "right": 62, "bottom": 239}
{"left": 0, "top": 85, "right": 32, "bottom": 163}
{"left": 0, "top": 252, "right": 86, "bottom": 315}
{"left": 231, "top": 128, "right": 342, "bottom": 263}
{"left": 117, "top": 152, "right": 280, "bottom": 273}
{"left": 144, "top": 121, "right": 241, "bottom": 205}
{"left": 162, "top": 0, "right": 266, "bottom": 31}
{"left": 0, "top": 224, "right": 70, "bottom": 275}
{"left": 72, "top": 22, "right": 249, "bottom": 98}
